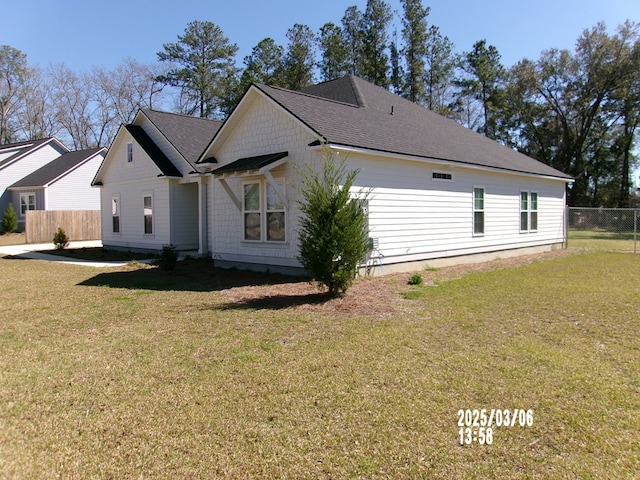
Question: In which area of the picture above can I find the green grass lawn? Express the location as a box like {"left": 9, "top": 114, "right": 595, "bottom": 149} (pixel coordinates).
{"left": 569, "top": 228, "right": 639, "bottom": 252}
{"left": 0, "top": 251, "right": 638, "bottom": 478}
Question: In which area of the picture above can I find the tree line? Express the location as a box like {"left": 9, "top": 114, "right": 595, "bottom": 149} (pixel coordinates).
{"left": 1, "top": 0, "right": 638, "bottom": 206}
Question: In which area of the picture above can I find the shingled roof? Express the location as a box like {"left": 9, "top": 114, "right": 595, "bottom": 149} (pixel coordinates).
{"left": 125, "top": 124, "right": 182, "bottom": 177}
{"left": 251, "top": 76, "right": 571, "bottom": 180}
{"left": 9, "top": 148, "right": 105, "bottom": 188}
{"left": 141, "top": 109, "right": 223, "bottom": 165}
{"left": 0, "top": 138, "right": 69, "bottom": 170}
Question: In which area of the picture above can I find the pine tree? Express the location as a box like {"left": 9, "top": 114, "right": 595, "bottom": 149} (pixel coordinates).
{"left": 360, "top": 0, "right": 393, "bottom": 88}
{"left": 157, "top": 20, "right": 239, "bottom": 118}
{"left": 2, "top": 203, "right": 18, "bottom": 233}
{"left": 400, "top": 0, "right": 430, "bottom": 102}
{"left": 297, "top": 154, "right": 370, "bottom": 297}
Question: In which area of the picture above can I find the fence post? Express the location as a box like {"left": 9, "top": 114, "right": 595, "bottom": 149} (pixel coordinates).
{"left": 635, "top": 209, "right": 638, "bottom": 254}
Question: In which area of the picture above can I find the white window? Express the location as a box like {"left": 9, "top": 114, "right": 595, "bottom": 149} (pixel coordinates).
{"left": 473, "top": 187, "right": 485, "bottom": 235}
{"left": 20, "top": 192, "right": 36, "bottom": 216}
{"left": 243, "top": 179, "right": 286, "bottom": 242}
{"left": 530, "top": 192, "right": 538, "bottom": 231}
{"left": 143, "top": 194, "right": 153, "bottom": 234}
{"left": 432, "top": 171, "right": 453, "bottom": 181}
{"left": 521, "top": 192, "right": 538, "bottom": 232}
{"left": 111, "top": 195, "right": 120, "bottom": 233}
{"left": 520, "top": 191, "right": 529, "bottom": 232}
{"left": 127, "top": 142, "right": 133, "bottom": 163}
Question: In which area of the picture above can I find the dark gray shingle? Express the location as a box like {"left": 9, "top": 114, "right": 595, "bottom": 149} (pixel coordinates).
{"left": 257, "top": 76, "right": 572, "bottom": 180}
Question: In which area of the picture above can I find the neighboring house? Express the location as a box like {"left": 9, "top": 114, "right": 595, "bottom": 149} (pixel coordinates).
{"left": 94, "top": 76, "right": 573, "bottom": 274}
{"left": 7, "top": 148, "right": 106, "bottom": 230}
{"left": 0, "top": 138, "right": 70, "bottom": 231}
{"left": 92, "top": 109, "right": 223, "bottom": 252}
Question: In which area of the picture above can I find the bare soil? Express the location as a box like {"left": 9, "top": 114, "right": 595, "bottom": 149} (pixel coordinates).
{"left": 220, "top": 249, "right": 575, "bottom": 317}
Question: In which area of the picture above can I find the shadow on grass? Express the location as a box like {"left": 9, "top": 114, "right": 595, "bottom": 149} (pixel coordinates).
{"left": 77, "top": 257, "right": 316, "bottom": 296}
{"left": 214, "top": 292, "right": 333, "bottom": 311}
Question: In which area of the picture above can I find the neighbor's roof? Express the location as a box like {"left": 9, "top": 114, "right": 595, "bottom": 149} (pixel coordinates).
{"left": 9, "top": 148, "right": 105, "bottom": 188}
{"left": 0, "top": 138, "right": 69, "bottom": 170}
{"left": 141, "top": 109, "right": 223, "bottom": 165}
{"left": 125, "top": 124, "right": 182, "bottom": 177}
{"left": 250, "top": 76, "right": 572, "bottom": 180}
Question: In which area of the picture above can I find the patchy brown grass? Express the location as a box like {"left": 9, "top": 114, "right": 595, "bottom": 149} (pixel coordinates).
{"left": 0, "top": 232, "right": 25, "bottom": 246}
{"left": 0, "top": 248, "right": 638, "bottom": 479}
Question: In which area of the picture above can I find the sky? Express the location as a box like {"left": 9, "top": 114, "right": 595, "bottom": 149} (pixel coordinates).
{"left": 3, "top": 0, "right": 639, "bottom": 72}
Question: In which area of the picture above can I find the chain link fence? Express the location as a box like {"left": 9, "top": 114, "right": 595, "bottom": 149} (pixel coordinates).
{"left": 567, "top": 207, "right": 639, "bottom": 253}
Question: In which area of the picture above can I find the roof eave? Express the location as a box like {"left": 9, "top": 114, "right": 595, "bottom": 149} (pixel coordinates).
{"left": 312, "top": 142, "right": 574, "bottom": 183}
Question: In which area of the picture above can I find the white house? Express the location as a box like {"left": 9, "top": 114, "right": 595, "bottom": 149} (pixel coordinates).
{"left": 8, "top": 148, "right": 106, "bottom": 230}
{"left": 92, "top": 109, "right": 223, "bottom": 252}
{"left": 94, "top": 76, "right": 573, "bottom": 274}
{"left": 0, "top": 138, "right": 69, "bottom": 231}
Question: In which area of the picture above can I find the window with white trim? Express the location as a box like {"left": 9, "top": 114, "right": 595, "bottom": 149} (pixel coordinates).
{"left": 243, "top": 179, "right": 286, "bottom": 242}
{"left": 20, "top": 192, "right": 36, "bottom": 216}
{"left": 143, "top": 194, "right": 153, "bottom": 234}
{"left": 112, "top": 195, "right": 120, "bottom": 233}
{"left": 521, "top": 191, "right": 538, "bottom": 232}
{"left": 127, "top": 142, "right": 133, "bottom": 163}
{"left": 530, "top": 192, "right": 538, "bottom": 231}
{"left": 473, "top": 187, "right": 485, "bottom": 235}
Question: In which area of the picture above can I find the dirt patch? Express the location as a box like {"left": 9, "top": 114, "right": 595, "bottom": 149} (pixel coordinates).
{"left": 219, "top": 249, "right": 575, "bottom": 317}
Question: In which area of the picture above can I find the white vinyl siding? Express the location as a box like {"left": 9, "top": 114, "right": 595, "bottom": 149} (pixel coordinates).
{"left": 0, "top": 142, "right": 67, "bottom": 218}
{"left": 45, "top": 154, "right": 103, "bottom": 210}
{"left": 341, "top": 153, "right": 567, "bottom": 265}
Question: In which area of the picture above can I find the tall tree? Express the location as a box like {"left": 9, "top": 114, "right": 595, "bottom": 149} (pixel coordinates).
{"left": 424, "top": 25, "right": 457, "bottom": 114}
{"left": 318, "top": 23, "right": 350, "bottom": 81}
{"left": 239, "top": 38, "right": 285, "bottom": 89}
{"left": 94, "top": 59, "right": 166, "bottom": 126}
{"left": 360, "top": 0, "right": 393, "bottom": 88}
{"left": 157, "top": 20, "right": 238, "bottom": 118}
{"left": 49, "top": 64, "right": 100, "bottom": 149}
{"left": 282, "top": 24, "right": 316, "bottom": 90}
{"left": 0, "top": 45, "right": 29, "bottom": 144}
{"left": 506, "top": 22, "right": 640, "bottom": 206}
{"left": 341, "top": 6, "right": 365, "bottom": 76}
{"left": 455, "top": 40, "right": 506, "bottom": 139}
{"left": 400, "top": 0, "right": 429, "bottom": 102}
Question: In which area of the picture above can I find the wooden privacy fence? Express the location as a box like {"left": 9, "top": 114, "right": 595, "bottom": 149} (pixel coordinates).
{"left": 25, "top": 210, "right": 101, "bottom": 244}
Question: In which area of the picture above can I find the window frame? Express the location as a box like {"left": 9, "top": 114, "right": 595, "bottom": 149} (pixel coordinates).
{"left": 530, "top": 192, "right": 538, "bottom": 232}
{"left": 143, "top": 193, "right": 153, "bottom": 235}
{"left": 520, "top": 191, "right": 538, "bottom": 233}
{"left": 19, "top": 192, "right": 36, "bottom": 217}
{"left": 127, "top": 142, "right": 133, "bottom": 163}
{"left": 111, "top": 195, "right": 121, "bottom": 234}
{"left": 473, "top": 187, "right": 485, "bottom": 236}
{"left": 242, "top": 178, "right": 286, "bottom": 243}
{"left": 520, "top": 191, "right": 529, "bottom": 232}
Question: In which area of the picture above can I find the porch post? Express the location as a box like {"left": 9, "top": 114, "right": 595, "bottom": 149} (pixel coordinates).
{"left": 198, "top": 177, "right": 208, "bottom": 256}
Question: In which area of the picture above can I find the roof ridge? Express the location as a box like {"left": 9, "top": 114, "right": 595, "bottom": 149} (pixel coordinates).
{"left": 142, "top": 108, "right": 223, "bottom": 124}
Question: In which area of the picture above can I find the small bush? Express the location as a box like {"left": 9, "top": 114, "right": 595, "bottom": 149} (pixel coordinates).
{"left": 408, "top": 273, "right": 423, "bottom": 285}
{"left": 53, "top": 227, "right": 69, "bottom": 250}
{"left": 2, "top": 203, "right": 18, "bottom": 234}
{"left": 159, "top": 244, "right": 178, "bottom": 270}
